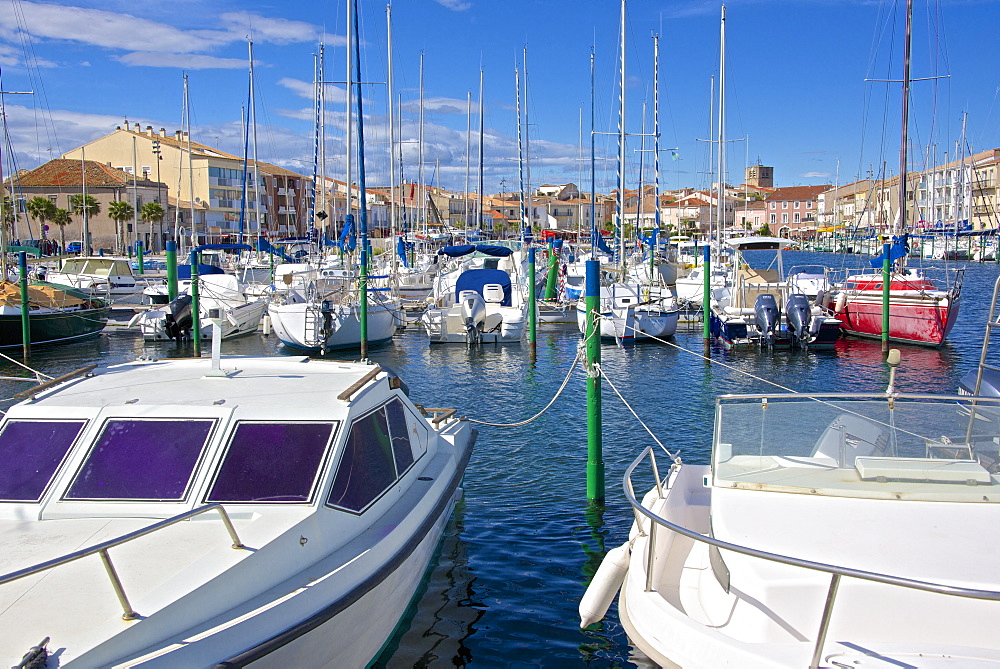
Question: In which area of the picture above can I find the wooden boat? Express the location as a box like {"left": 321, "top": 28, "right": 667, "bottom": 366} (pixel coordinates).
{"left": 0, "top": 281, "right": 109, "bottom": 348}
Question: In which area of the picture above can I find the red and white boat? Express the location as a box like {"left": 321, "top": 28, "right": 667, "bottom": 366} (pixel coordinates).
{"left": 831, "top": 266, "right": 962, "bottom": 347}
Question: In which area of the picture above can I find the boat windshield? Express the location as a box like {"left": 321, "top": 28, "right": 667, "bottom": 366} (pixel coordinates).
{"left": 713, "top": 395, "right": 1000, "bottom": 502}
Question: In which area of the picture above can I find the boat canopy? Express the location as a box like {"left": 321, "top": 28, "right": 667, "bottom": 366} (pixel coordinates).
{"left": 868, "top": 234, "right": 909, "bottom": 268}
{"left": 725, "top": 236, "right": 792, "bottom": 250}
{"left": 194, "top": 243, "right": 253, "bottom": 253}
{"left": 455, "top": 268, "right": 512, "bottom": 306}
{"left": 437, "top": 244, "right": 513, "bottom": 258}
{"left": 177, "top": 264, "right": 227, "bottom": 279}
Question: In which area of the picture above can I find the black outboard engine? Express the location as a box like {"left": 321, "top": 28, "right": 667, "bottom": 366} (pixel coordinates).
{"left": 753, "top": 294, "right": 779, "bottom": 347}
{"left": 164, "top": 294, "right": 193, "bottom": 340}
{"left": 785, "top": 293, "right": 813, "bottom": 347}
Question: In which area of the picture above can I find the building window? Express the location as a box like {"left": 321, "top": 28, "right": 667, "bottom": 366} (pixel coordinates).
{"left": 782, "top": 201, "right": 789, "bottom": 209}
{"left": 769, "top": 202, "right": 776, "bottom": 210}
{"left": 807, "top": 201, "right": 813, "bottom": 209}
{"left": 782, "top": 213, "right": 788, "bottom": 224}
{"left": 794, "top": 212, "right": 800, "bottom": 224}
{"left": 770, "top": 213, "right": 776, "bottom": 225}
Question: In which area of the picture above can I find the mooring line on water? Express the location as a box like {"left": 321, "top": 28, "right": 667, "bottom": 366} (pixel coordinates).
{"left": 464, "top": 328, "right": 600, "bottom": 428}
{"left": 608, "top": 316, "right": 940, "bottom": 443}
{"left": 0, "top": 351, "right": 53, "bottom": 381}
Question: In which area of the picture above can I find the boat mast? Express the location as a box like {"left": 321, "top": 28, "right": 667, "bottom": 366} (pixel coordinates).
{"left": 184, "top": 74, "right": 196, "bottom": 252}
{"left": 308, "top": 44, "right": 322, "bottom": 248}
{"left": 616, "top": 0, "right": 627, "bottom": 275}
{"left": 345, "top": 0, "right": 354, "bottom": 244}
{"left": 477, "top": 69, "right": 484, "bottom": 233}
{"left": 636, "top": 99, "right": 646, "bottom": 266}
{"left": 590, "top": 49, "right": 597, "bottom": 253}
{"left": 417, "top": 52, "right": 425, "bottom": 237}
{"left": 896, "top": 0, "right": 912, "bottom": 249}
{"left": 653, "top": 32, "right": 661, "bottom": 269}
{"left": 465, "top": 91, "right": 472, "bottom": 231}
{"left": 516, "top": 65, "right": 527, "bottom": 239}
{"left": 386, "top": 4, "right": 396, "bottom": 272}
{"left": 523, "top": 46, "right": 531, "bottom": 241}
{"left": 716, "top": 5, "right": 726, "bottom": 242}
{"left": 351, "top": 0, "right": 370, "bottom": 358}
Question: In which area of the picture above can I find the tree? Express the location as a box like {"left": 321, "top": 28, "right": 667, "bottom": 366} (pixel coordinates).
{"left": 51, "top": 208, "right": 72, "bottom": 254}
{"left": 69, "top": 194, "right": 100, "bottom": 252}
{"left": 108, "top": 200, "right": 134, "bottom": 254}
{"left": 0, "top": 196, "right": 14, "bottom": 243}
{"left": 26, "top": 197, "right": 56, "bottom": 244}
{"left": 758, "top": 222, "right": 772, "bottom": 236}
{"left": 140, "top": 202, "right": 165, "bottom": 251}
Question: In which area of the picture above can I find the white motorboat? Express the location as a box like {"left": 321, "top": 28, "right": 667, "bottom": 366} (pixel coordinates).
{"left": 131, "top": 273, "right": 267, "bottom": 341}
{"left": 420, "top": 244, "right": 527, "bottom": 345}
{"left": 46, "top": 256, "right": 144, "bottom": 303}
{"left": 576, "top": 282, "right": 679, "bottom": 342}
{"left": 582, "top": 383, "right": 1000, "bottom": 667}
{"left": 0, "top": 354, "right": 475, "bottom": 666}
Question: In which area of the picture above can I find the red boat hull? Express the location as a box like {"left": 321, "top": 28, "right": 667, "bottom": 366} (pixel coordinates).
{"left": 836, "top": 289, "right": 959, "bottom": 347}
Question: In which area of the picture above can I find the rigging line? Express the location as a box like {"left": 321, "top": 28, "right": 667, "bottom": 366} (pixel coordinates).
{"left": 597, "top": 362, "right": 679, "bottom": 462}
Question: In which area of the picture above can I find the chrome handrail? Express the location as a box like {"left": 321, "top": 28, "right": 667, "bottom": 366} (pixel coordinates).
{"left": 624, "top": 447, "right": 1000, "bottom": 669}
{"left": 0, "top": 503, "right": 246, "bottom": 621}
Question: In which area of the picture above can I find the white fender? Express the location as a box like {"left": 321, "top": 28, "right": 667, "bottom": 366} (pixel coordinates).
{"left": 834, "top": 291, "right": 847, "bottom": 314}
{"left": 579, "top": 541, "right": 631, "bottom": 628}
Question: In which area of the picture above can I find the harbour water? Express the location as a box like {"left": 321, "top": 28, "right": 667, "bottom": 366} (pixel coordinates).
{"left": 1, "top": 251, "right": 997, "bottom": 666}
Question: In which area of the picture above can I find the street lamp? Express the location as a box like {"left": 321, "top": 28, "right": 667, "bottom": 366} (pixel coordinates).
{"left": 152, "top": 139, "right": 163, "bottom": 252}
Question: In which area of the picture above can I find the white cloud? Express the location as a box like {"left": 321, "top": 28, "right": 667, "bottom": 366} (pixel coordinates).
{"left": 117, "top": 52, "right": 247, "bottom": 70}
{"left": 218, "top": 12, "right": 322, "bottom": 45}
{"left": 434, "top": 0, "right": 472, "bottom": 10}
{"left": 801, "top": 171, "right": 832, "bottom": 178}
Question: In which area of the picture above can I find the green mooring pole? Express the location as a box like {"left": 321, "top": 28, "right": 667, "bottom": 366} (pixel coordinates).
{"left": 702, "top": 244, "right": 711, "bottom": 353}
{"left": 166, "top": 241, "right": 178, "bottom": 301}
{"left": 585, "top": 258, "right": 603, "bottom": 502}
{"left": 882, "top": 239, "right": 891, "bottom": 355}
{"left": 544, "top": 241, "right": 558, "bottom": 299}
{"left": 18, "top": 252, "right": 30, "bottom": 359}
{"left": 191, "top": 250, "right": 202, "bottom": 356}
{"left": 136, "top": 241, "right": 144, "bottom": 275}
{"left": 528, "top": 246, "right": 537, "bottom": 358}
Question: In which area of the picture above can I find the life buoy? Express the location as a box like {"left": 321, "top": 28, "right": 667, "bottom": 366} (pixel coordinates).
{"left": 834, "top": 292, "right": 847, "bottom": 314}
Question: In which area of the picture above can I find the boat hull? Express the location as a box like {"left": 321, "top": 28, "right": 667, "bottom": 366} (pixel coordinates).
{"left": 269, "top": 301, "right": 401, "bottom": 351}
{"left": 0, "top": 306, "right": 109, "bottom": 348}
{"left": 835, "top": 290, "right": 959, "bottom": 347}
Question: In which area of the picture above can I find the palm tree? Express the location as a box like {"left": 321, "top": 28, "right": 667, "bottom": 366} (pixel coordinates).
{"left": 25, "top": 197, "right": 56, "bottom": 249}
{"left": 107, "top": 200, "right": 134, "bottom": 254}
{"left": 139, "top": 202, "right": 165, "bottom": 252}
{"left": 69, "top": 194, "right": 100, "bottom": 253}
{"left": 0, "top": 196, "right": 14, "bottom": 244}
{"left": 51, "top": 208, "right": 72, "bottom": 255}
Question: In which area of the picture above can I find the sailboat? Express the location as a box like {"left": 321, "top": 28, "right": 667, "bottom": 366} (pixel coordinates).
{"left": 268, "top": 20, "right": 403, "bottom": 354}
{"left": 576, "top": 0, "right": 679, "bottom": 343}
{"left": 830, "top": 0, "right": 962, "bottom": 347}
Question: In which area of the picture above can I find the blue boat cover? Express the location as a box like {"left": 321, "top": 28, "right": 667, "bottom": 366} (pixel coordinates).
{"left": 455, "top": 268, "right": 512, "bottom": 306}
{"left": 254, "top": 239, "right": 295, "bottom": 263}
{"left": 339, "top": 214, "right": 357, "bottom": 252}
{"left": 194, "top": 243, "right": 253, "bottom": 252}
{"left": 438, "top": 244, "right": 513, "bottom": 258}
{"left": 177, "top": 264, "right": 226, "bottom": 279}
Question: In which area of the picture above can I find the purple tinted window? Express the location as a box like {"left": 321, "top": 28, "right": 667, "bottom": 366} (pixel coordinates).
{"left": 65, "top": 419, "right": 213, "bottom": 500}
{"left": 328, "top": 408, "right": 396, "bottom": 513}
{"left": 207, "top": 422, "right": 335, "bottom": 503}
{"left": 0, "top": 420, "right": 86, "bottom": 502}
{"left": 385, "top": 400, "right": 414, "bottom": 473}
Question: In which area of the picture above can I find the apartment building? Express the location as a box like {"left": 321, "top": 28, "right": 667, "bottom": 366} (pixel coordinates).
{"left": 62, "top": 123, "right": 309, "bottom": 244}
{"left": 762, "top": 185, "right": 830, "bottom": 237}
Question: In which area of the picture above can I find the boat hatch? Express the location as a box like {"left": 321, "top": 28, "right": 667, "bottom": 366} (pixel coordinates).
{"left": 0, "top": 420, "right": 87, "bottom": 502}
{"left": 327, "top": 398, "right": 427, "bottom": 514}
{"left": 65, "top": 419, "right": 215, "bottom": 501}
{"left": 206, "top": 422, "right": 339, "bottom": 504}
{"left": 713, "top": 395, "right": 1000, "bottom": 501}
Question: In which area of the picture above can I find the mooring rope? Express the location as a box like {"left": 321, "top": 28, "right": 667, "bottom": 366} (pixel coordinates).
{"left": 0, "top": 351, "right": 53, "bottom": 381}
{"left": 464, "top": 327, "right": 599, "bottom": 428}
{"left": 597, "top": 362, "right": 681, "bottom": 463}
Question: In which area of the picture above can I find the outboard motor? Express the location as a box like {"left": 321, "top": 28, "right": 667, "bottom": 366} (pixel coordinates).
{"left": 163, "top": 294, "right": 193, "bottom": 340}
{"left": 785, "top": 293, "right": 813, "bottom": 347}
{"left": 753, "top": 294, "right": 780, "bottom": 347}
{"left": 459, "top": 290, "right": 486, "bottom": 346}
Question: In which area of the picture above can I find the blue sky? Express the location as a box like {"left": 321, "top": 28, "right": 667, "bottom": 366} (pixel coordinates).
{"left": 2, "top": 0, "right": 999, "bottom": 196}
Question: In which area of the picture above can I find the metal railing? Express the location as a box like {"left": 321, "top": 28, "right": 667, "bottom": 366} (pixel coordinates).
{"left": 624, "top": 446, "right": 1000, "bottom": 669}
{"left": 0, "top": 504, "right": 246, "bottom": 621}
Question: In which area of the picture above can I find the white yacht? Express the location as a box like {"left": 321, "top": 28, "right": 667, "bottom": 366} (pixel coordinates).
{"left": 575, "top": 282, "right": 679, "bottom": 343}
{"left": 46, "top": 256, "right": 143, "bottom": 302}
{"left": 581, "top": 381, "right": 1000, "bottom": 667}
{"left": 0, "top": 354, "right": 475, "bottom": 666}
